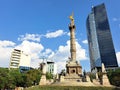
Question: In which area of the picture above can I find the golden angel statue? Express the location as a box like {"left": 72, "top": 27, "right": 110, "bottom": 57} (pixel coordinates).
{"left": 69, "top": 12, "right": 74, "bottom": 24}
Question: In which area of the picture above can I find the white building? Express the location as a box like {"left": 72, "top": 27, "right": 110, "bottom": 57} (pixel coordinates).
{"left": 9, "top": 49, "right": 31, "bottom": 69}
{"left": 46, "top": 61, "right": 57, "bottom": 75}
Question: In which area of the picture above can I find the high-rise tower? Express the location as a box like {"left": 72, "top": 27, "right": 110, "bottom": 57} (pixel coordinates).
{"left": 86, "top": 3, "right": 118, "bottom": 72}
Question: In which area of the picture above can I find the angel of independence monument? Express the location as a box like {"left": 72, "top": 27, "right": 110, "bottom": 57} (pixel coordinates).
{"left": 64, "top": 13, "right": 82, "bottom": 81}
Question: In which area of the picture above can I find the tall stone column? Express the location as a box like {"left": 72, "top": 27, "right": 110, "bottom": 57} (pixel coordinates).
{"left": 69, "top": 13, "right": 76, "bottom": 62}
{"left": 65, "top": 13, "right": 82, "bottom": 76}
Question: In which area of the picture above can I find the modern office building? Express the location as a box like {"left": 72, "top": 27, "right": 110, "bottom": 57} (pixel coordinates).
{"left": 46, "top": 61, "right": 57, "bottom": 75}
{"left": 39, "top": 60, "right": 57, "bottom": 75}
{"left": 86, "top": 3, "right": 118, "bottom": 72}
{"left": 9, "top": 49, "right": 31, "bottom": 69}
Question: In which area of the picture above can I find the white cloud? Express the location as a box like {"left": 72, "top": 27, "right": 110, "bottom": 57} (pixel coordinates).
{"left": 15, "top": 40, "right": 44, "bottom": 60}
{"left": 0, "top": 40, "right": 16, "bottom": 47}
{"left": 30, "top": 48, "right": 54, "bottom": 68}
{"left": 48, "top": 40, "right": 88, "bottom": 72}
{"left": 82, "top": 40, "right": 88, "bottom": 44}
{"left": 113, "top": 18, "right": 118, "bottom": 21}
{"left": 76, "top": 41, "right": 88, "bottom": 60}
{"left": 112, "top": 17, "right": 120, "bottom": 22}
{"left": 48, "top": 52, "right": 55, "bottom": 59}
{"left": 14, "top": 40, "right": 44, "bottom": 68}
{"left": 45, "top": 30, "right": 66, "bottom": 38}
{"left": 43, "top": 49, "right": 52, "bottom": 55}
{"left": 116, "top": 52, "right": 120, "bottom": 66}
{"left": 56, "top": 61, "right": 66, "bottom": 73}
{"left": 112, "top": 18, "right": 120, "bottom": 29}
{"left": 41, "top": 49, "right": 53, "bottom": 58}
{"left": 0, "top": 35, "right": 88, "bottom": 73}
{"left": 0, "top": 39, "right": 54, "bottom": 68}
{"left": 67, "top": 32, "right": 70, "bottom": 36}
{"left": 18, "top": 33, "right": 41, "bottom": 42}
{"left": 112, "top": 17, "right": 120, "bottom": 21}
{"left": 51, "top": 40, "right": 88, "bottom": 62}
{"left": 49, "top": 40, "right": 70, "bottom": 62}
{"left": 0, "top": 40, "right": 15, "bottom": 67}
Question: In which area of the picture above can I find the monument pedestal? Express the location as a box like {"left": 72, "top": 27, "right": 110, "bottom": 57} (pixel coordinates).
{"left": 66, "top": 61, "right": 82, "bottom": 75}
{"left": 64, "top": 73, "right": 82, "bottom": 82}
{"left": 64, "top": 61, "right": 82, "bottom": 81}
{"left": 39, "top": 74, "right": 46, "bottom": 85}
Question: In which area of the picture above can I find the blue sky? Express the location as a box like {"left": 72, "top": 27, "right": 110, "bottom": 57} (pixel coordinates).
{"left": 0, "top": 0, "right": 120, "bottom": 72}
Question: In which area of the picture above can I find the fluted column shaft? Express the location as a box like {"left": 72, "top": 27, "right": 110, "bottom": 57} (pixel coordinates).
{"left": 69, "top": 22, "right": 76, "bottom": 61}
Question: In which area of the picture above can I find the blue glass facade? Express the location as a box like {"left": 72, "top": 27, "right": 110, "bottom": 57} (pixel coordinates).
{"left": 86, "top": 3, "right": 118, "bottom": 71}
{"left": 19, "top": 66, "right": 32, "bottom": 73}
{"left": 87, "top": 13, "right": 102, "bottom": 70}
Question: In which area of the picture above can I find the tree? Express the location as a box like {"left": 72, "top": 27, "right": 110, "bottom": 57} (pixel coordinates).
{"left": 0, "top": 68, "right": 9, "bottom": 89}
{"left": 0, "top": 68, "right": 42, "bottom": 89}
{"left": 87, "top": 72, "right": 96, "bottom": 82}
{"left": 9, "top": 69, "right": 26, "bottom": 87}
{"left": 60, "top": 69, "right": 66, "bottom": 76}
{"left": 25, "top": 69, "right": 42, "bottom": 87}
{"left": 46, "top": 72, "right": 53, "bottom": 80}
{"left": 107, "top": 68, "right": 120, "bottom": 87}
{"left": 0, "top": 68, "right": 16, "bottom": 89}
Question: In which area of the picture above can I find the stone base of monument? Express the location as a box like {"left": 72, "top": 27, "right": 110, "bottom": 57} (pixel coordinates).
{"left": 52, "top": 80, "right": 95, "bottom": 86}
{"left": 39, "top": 75, "right": 46, "bottom": 85}
{"left": 93, "top": 79, "right": 101, "bottom": 86}
{"left": 60, "top": 76, "right": 65, "bottom": 82}
{"left": 66, "top": 61, "right": 82, "bottom": 74}
{"left": 64, "top": 73, "right": 82, "bottom": 82}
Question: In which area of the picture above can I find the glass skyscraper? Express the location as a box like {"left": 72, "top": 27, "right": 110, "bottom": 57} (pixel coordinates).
{"left": 86, "top": 3, "right": 118, "bottom": 71}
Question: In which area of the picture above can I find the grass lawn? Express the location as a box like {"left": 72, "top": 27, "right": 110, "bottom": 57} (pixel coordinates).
{"left": 25, "top": 86, "right": 120, "bottom": 90}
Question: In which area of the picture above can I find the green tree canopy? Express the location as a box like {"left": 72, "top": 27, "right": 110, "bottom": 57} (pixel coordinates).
{"left": 0, "top": 68, "right": 42, "bottom": 89}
